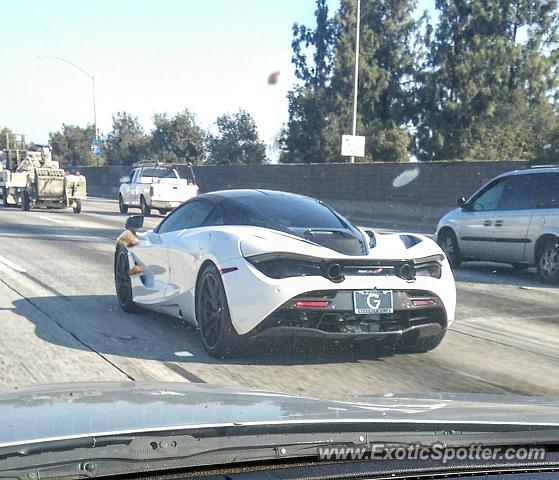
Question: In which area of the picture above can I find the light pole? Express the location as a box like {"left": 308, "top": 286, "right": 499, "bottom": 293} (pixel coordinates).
{"left": 38, "top": 56, "right": 97, "bottom": 141}
{"left": 350, "top": 0, "right": 361, "bottom": 164}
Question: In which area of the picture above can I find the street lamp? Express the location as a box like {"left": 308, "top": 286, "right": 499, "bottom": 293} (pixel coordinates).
{"left": 38, "top": 56, "right": 98, "bottom": 141}
{"left": 350, "top": 0, "right": 361, "bottom": 164}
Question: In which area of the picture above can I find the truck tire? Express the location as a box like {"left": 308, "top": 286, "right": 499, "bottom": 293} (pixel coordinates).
{"left": 2, "top": 188, "right": 8, "bottom": 208}
{"left": 140, "top": 196, "right": 151, "bottom": 217}
{"left": 21, "top": 190, "right": 31, "bottom": 211}
{"left": 119, "top": 194, "right": 128, "bottom": 214}
{"left": 73, "top": 199, "right": 82, "bottom": 214}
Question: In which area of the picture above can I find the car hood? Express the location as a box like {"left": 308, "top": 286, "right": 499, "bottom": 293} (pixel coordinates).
{"left": 2, "top": 382, "right": 559, "bottom": 447}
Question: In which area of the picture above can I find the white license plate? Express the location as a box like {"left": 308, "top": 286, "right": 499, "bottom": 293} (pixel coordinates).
{"left": 353, "top": 290, "right": 394, "bottom": 314}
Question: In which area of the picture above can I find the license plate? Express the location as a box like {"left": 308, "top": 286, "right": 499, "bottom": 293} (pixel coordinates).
{"left": 353, "top": 290, "right": 394, "bottom": 314}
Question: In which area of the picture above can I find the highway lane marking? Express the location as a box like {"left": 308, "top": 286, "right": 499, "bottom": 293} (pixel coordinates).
{"left": 174, "top": 351, "right": 194, "bottom": 357}
{"left": 0, "top": 254, "right": 26, "bottom": 273}
{"left": 38, "top": 214, "right": 64, "bottom": 224}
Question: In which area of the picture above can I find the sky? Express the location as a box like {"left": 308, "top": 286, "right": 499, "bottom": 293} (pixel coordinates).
{"left": 1, "top": 0, "right": 434, "bottom": 156}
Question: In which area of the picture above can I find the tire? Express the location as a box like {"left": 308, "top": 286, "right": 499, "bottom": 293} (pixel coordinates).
{"left": 397, "top": 331, "right": 446, "bottom": 354}
{"left": 437, "top": 229, "right": 462, "bottom": 269}
{"left": 114, "top": 247, "right": 139, "bottom": 313}
{"left": 73, "top": 199, "right": 82, "bottom": 214}
{"left": 158, "top": 209, "right": 168, "bottom": 216}
{"left": 21, "top": 190, "right": 31, "bottom": 211}
{"left": 119, "top": 195, "right": 128, "bottom": 214}
{"left": 140, "top": 196, "right": 151, "bottom": 217}
{"left": 2, "top": 188, "right": 8, "bottom": 208}
{"left": 537, "top": 239, "right": 559, "bottom": 284}
{"left": 195, "top": 263, "right": 241, "bottom": 358}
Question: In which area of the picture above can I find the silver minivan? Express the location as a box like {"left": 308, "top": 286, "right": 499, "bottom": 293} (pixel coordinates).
{"left": 435, "top": 166, "right": 559, "bottom": 283}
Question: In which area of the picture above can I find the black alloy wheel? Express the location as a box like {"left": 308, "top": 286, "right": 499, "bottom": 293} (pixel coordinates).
{"left": 115, "top": 247, "right": 138, "bottom": 312}
{"left": 196, "top": 264, "right": 240, "bottom": 358}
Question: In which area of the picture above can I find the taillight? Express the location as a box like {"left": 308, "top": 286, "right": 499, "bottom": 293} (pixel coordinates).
{"left": 246, "top": 254, "right": 322, "bottom": 279}
{"left": 129, "top": 264, "right": 144, "bottom": 276}
{"left": 117, "top": 230, "right": 139, "bottom": 247}
{"left": 411, "top": 298, "right": 437, "bottom": 307}
{"left": 294, "top": 300, "right": 330, "bottom": 308}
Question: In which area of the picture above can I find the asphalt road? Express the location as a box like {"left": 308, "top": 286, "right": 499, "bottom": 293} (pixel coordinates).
{"left": 1, "top": 198, "right": 558, "bottom": 397}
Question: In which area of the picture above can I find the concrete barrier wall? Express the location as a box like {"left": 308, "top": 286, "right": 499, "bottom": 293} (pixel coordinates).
{"left": 80, "top": 160, "right": 528, "bottom": 232}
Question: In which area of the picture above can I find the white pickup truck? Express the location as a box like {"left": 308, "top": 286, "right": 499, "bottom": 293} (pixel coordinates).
{"left": 118, "top": 165, "right": 199, "bottom": 216}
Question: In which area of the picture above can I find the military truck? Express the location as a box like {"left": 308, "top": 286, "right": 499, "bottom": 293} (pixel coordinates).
{"left": 0, "top": 145, "right": 87, "bottom": 213}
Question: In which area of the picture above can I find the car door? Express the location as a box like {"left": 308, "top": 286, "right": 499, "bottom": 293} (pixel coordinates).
{"left": 455, "top": 177, "right": 507, "bottom": 260}
{"left": 129, "top": 230, "right": 172, "bottom": 304}
{"left": 130, "top": 168, "right": 142, "bottom": 206}
{"left": 156, "top": 200, "right": 215, "bottom": 305}
{"left": 525, "top": 172, "right": 559, "bottom": 264}
{"left": 491, "top": 174, "right": 535, "bottom": 264}
{"left": 121, "top": 169, "right": 135, "bottom": 205}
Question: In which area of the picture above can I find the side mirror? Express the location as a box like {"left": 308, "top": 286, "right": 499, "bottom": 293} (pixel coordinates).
{"left": 126, "top": 215, "right": 144, "bottom": 233}
{"left": 119, "top": 175, "right": 131, "bottom": 184}
{"left": 457, "top": 196, "right": 472, "bottom": 211}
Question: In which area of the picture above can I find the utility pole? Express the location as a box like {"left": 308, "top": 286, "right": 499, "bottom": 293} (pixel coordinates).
{"left": 350, "top": 0, "right": 361, "bottom": 164}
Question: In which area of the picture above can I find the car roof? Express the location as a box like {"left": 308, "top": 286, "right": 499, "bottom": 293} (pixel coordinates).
{"left": 196, "top": 189, "right": 319, "bottom": 204}
{"left": 497, "top": 165, "right": 559, "bottom": 178}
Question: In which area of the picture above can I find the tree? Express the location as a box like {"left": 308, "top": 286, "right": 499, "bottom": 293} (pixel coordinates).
{"left": 280, "top": 86, "right": 340, "bottom": 163}
{"left": 49, "top": 124, "right": 100, "bottom": 167}
{"left": 281, "top": 0, "right": 339, "bottom": 163}
{"left": 207, "top": 110, "right": 267, "bottom": 165}
{"left": 105, "top": 112, "right": 149, "bottom": 166}
{"left": 150, "top": 110, "right": 205, "bottom": 164}
{"left": 415, "top": 0, "right": 559, "bottom": 160}
{"left": 332, "top": 0, "right": 418, "bottom": 129}
{"left": 282, "top": 0, "right": 419, "bottom": 163}
{"left": 0, "top": 127, "right": 14, "bottom": 150}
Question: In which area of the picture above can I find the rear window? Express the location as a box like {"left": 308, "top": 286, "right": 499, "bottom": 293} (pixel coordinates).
{"left": 531, "top": 173, "right": 559, "bottom": 209}
{"left": 141, "top": 168, "right": 177, "bottom": 178}
{"left": 220, "top": 194, "right": 347, "bottom": 229}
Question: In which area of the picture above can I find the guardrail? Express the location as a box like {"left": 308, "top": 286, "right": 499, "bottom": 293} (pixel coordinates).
{"left": 79, "top": 160, "right": 528, "bottom": 231}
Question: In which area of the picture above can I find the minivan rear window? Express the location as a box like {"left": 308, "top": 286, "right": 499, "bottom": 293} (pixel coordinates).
{"left": 531, "top": 173, "right": 559, "bottom": 209}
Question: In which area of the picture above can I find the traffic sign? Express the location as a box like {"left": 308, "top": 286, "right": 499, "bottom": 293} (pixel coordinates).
{"left": 341, "top": 134, "right": 365, "bottom": 157}
{"left": 90, "top": 138, "right": 102, "bottom": 155}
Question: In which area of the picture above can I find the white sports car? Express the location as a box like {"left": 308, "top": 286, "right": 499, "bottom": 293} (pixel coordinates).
{"left": 115, "top": 189, "right": 456, "bottom": 357}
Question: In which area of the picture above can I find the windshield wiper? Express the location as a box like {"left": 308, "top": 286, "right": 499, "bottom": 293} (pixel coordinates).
{"left": 2, "top": 426, "right": 559, "bottom": 479}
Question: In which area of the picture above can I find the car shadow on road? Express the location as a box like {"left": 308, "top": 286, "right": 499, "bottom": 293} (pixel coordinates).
{"left": 453, "top": 262, "right": 558, "bottom": 289}
{"left": 10, "top": 294, "right": 398, "bottom": 368}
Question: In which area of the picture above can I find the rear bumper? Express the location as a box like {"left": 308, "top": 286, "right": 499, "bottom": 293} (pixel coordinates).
{"left": 150, "top": 200, "right": 183, "bottom": 210}
{"left": 251, "top": 322, "right": 443, "bottom": 341}
{"left": 222, "top": 258, "right": 456, "bottom": 336}
{"left": 247, "top": 289, "right": 448, "bottom": 340}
